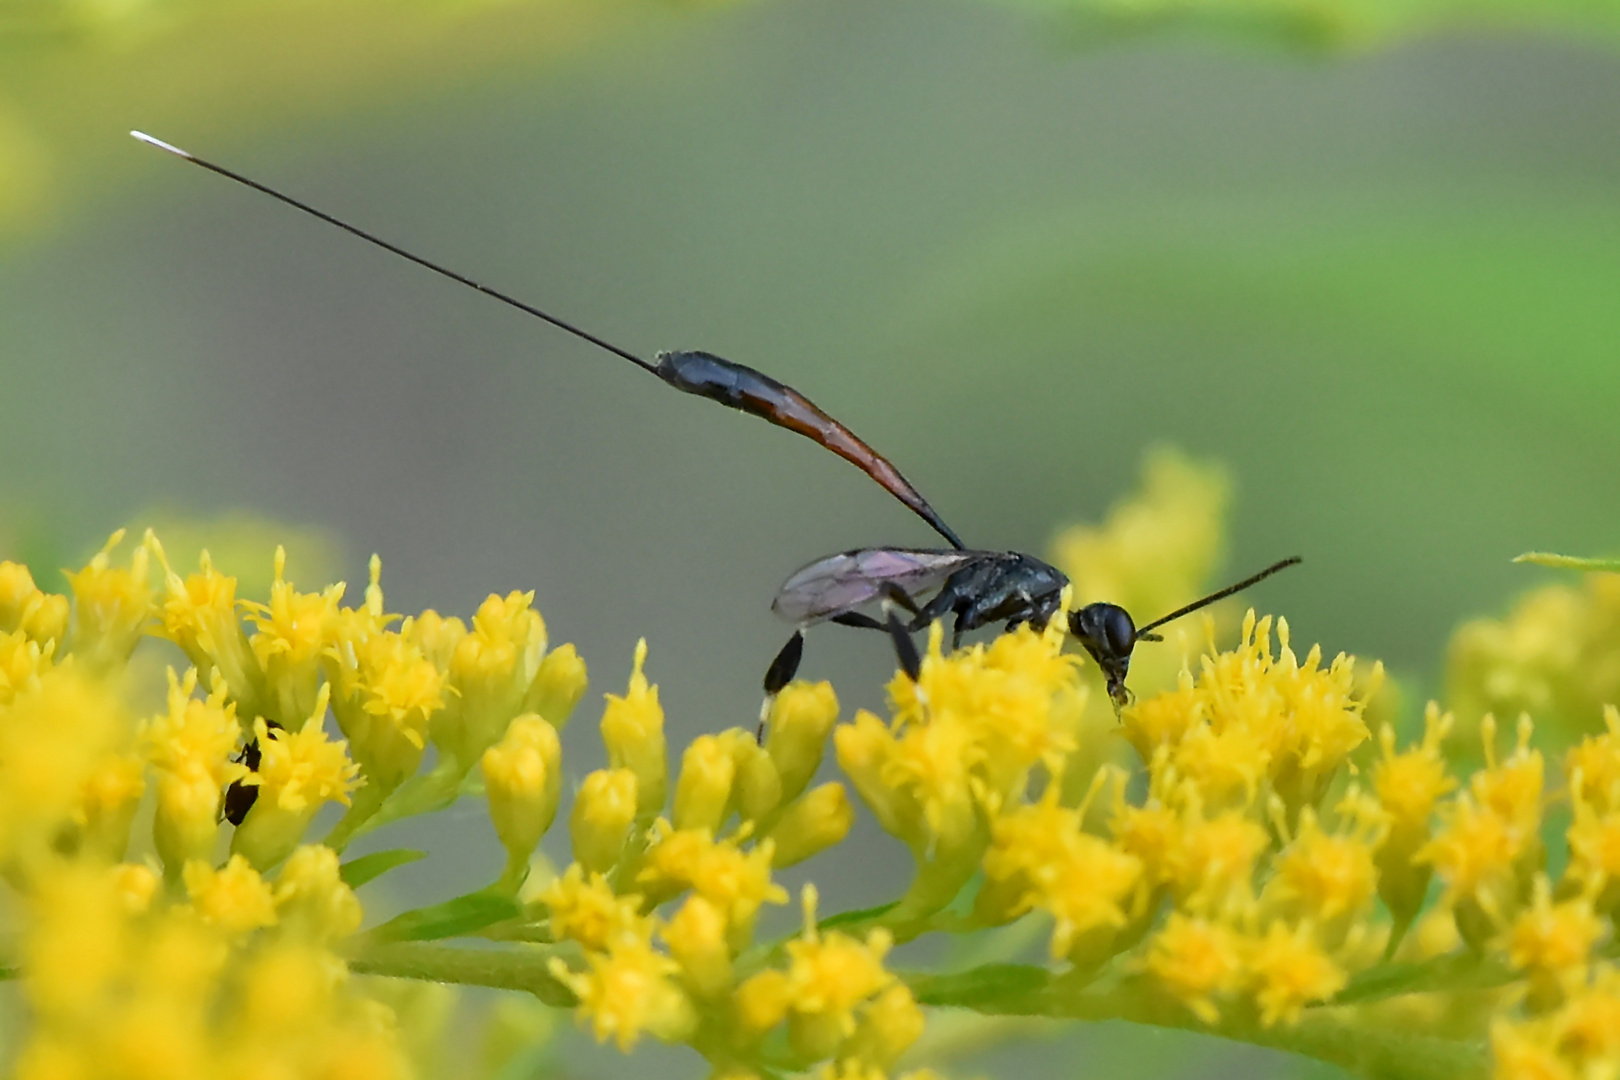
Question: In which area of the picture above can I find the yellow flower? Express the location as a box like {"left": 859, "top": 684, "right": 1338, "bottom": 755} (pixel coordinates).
{"left": 0, "top": 667, "right": 133, "bottom": 867}
{"left": 1367, "top": 707, "right": 1454, "bottom": 944}
{"left": 663, "top": 894, "right": 732, "bottom": 998}
{"left": 525, "top": 641, "right": 588, "bottom": 728}
{"left": 149, "top": 534, "right": 263, "bottom": 712}
{"left": 768, "top": 781, "right": 855, "bottom": 868}
{"left": 77, "top": 749, "right": 146, "bottom": 859}
{"left": 0, "top": 560, "right": 67, "bottom": 646}
{"left": 231, "top": 686, "right": 360, "bottom": 869}
{"left": 981, "top": 777, "right": 1141, "bottom": 959}
{"left": 764, "top": 679, "right": 840, "bottom": 803}
{"left": 600, "top": 639, "right": 667, "bottom": 822}
{"left": 1566, "top": 796, "right": 1620, "bottom": 912}
{"left": 1566, "top": 705, "right": 1620, "bottom": 815}
{"left": 482, "top": 714, "right": 563, "bottom": 877}
{"left": 0, "top": 626, "right": 52, "bottom": 707}
{"left": 325, "top": 566, "right": 445, "bottom": 795}
{"left": 1143, "top": 912, "right": 1245, "bottom": 1024}
{"left": 638, "top": 822, "right": 787, "bottom": 948}
{"left": 64, "top": 529, "right": 153, "bottom": 670}
{"left": 540, "top": 864, "right": 649, "bottom": 952}
{"left": 1417, "top": 793, "right": 1521, "bottom": 934}
{"left": 1447, "top": 574, "right": 1620, "bottom": 739}
{"left": 1165, "top": 804, "right": 1269, "bottom": 915}
{"left": 243, "top": 545, "right": 345, "bottom": 729}
{"left": 274, "top": 844, "right": 363, "bottom": 943}
{"left": 1122, "top": 612, "right": 1377, "bottom": 832}
{"left": 571, "top": 768, "right": 638, "bottom": 875}
{"left": 1474, "top": 713, "right": 1545, "bottom": 840}
{"left": 673, "top": 731, "right": 737, "bottom": 834}
{"left": 184, "top": 854, "right": 278, "bottom": 935}
{"left": 1244, "top": 921, "right": 1346, "bottom": 1027}
{"left": 1263, "top": 805, "right": 1379, "bottom": 928}
{"left": 548, "top": 937, "right": 696, "bottom": 1051}
{"left": 838, "top": 983, "right": 927, "bottom": 1070}
{"left": 772, "top": 885, "right": 900, "bottom": 1061}
{"left": 440, "top": 590, "right": 547, "bottom": 768}
{"left": 1503, "top": 876, "right": 1603, "bottom": 983}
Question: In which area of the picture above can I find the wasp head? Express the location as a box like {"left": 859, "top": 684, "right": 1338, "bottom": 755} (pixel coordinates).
{"left": 1068, "top": 602, "right": 1138, "bottom": 709}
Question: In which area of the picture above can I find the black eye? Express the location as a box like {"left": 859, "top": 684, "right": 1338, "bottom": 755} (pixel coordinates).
{"left": 1103, "top": 606, "right": 1136, "bottom": 656}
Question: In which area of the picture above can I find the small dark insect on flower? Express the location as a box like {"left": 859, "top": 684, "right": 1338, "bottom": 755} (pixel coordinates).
{"left": 221, "top": 719, "right": 281, "bottom": 826}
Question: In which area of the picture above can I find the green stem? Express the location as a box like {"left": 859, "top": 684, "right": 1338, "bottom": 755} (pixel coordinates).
{"left": 329, "top": 762, "right": 470, "bottom": 851}
{"left": 922, "top": 972, "right": 1489, "bottom": 1080}
{"left": 346, "top": 940, "right": 573, "bottom": 1007}
{"left": 323, "top": 780, "right": 388, "bottom": 853}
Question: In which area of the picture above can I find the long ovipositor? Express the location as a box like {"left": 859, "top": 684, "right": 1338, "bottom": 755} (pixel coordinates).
{"left": 129, "top": 131, "right": 964, "bottom": 551}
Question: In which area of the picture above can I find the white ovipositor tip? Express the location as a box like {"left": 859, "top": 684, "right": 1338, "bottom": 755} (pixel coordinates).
{"left": 129, "top": 131, "right": 191, "bottom": 159}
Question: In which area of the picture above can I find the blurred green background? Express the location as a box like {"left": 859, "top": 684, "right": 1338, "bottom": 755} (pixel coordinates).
{"left": 4, "top": 0, "right": 1620, "bottom": 1075}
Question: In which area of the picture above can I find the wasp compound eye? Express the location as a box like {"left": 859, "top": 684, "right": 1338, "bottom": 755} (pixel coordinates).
{"left": 1102, "top": 605, "right": 1137, "bottom": 657}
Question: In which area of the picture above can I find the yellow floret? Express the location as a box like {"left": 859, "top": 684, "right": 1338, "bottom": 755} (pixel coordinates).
{"left": 540, "top": 864, "right": 649, "bottom": 952}
{"left": 184, "top": 854, "right": 278, "bottom": 935}
{"left": 548, "top": 937, "right": 695, "bottom": 1052}
{"left": 1244, "top": 921, "right": 1346, "bottom": 1027}
{"left": 1144, "top": 912, "right": 1245, "bottom": 1024}
{"left": 601, "top": 638, "right": 668, "bottom": 821}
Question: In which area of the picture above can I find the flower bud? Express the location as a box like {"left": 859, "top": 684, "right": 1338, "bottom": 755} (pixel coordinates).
{"left": 154, "top": 769, "right": 222, "bottom": 874}
{"left": 601, "top": 640, "right": 667, "bottom": 821}
{"left": 572, "top": 769, "right": 638, "bottom": 874}
{"left": 525, "top": 643, "right": 588, "bottom": 729}
{"left": 482, "top": 715, "right": 563, "bottom": 875}
{"left": 673, "top": 734, "right": 735, "bottom": 834}
{"left": 184, "top": 854, "right": 278, "bottom": 935}
{"left": 838, "top": 984, "right": 925, "bottom": 1069}
{"left": 769, "top": 783, "right": 854, "bottom": 868}
{"left": 764, "top": 680, "right": 838, "bottom": 804}
{"left": 65, "top": 530, "right": 153, "bottom": 671}
{"left": 735, "top": 969, "right": 790, "bottom": 1036}
{"left": 274, "top": 844, "right": 363, "bottom": 943}
{"left": 730, "top": 736, "right": 782, "bottom": 825}
{"left": 243, "top": 546, "right": 343, "bottom": 731}
{"left": 665, "top": 895, "right": 733, "bottom": 999}
{"left": 79, "top": 752, "right": 146, "bottom": 860}
{"left": 440, "top": 592, "right": 546, "bottom": 767}
{"left": 834, "top": 711, "right": 919, "bottom": 843}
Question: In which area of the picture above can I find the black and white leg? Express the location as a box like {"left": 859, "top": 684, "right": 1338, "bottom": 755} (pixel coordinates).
{"left": 759, "top": 629, "right": 806, "bottom": 742}
{"left": 877, "top": 585, "right": 923, "bottom": 682}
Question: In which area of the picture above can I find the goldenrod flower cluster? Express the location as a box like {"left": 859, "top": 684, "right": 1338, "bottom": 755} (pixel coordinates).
{"left": 3, "top": 455, "right": 1620, "bottom": 1080}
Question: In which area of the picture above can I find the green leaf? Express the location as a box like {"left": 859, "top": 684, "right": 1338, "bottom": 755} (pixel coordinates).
{"left": 365, "top": 890, "right": 521, "bottom": 943}
{"left": 908, "top": 963, "right": 1051, "bottom": 1007}
{"left": 1514, "top": 551, "right": 1620, "bottom": 573}
{"left": 817, "top": 901, "right": 899, "bottom": 931}
{"left": 339, "top": 848, "right": 427, "bottom": 889}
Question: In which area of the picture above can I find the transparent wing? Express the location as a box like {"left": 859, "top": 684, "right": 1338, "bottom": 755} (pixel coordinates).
{"left": 771, "top": 548, "right": 987, "bottom": 624}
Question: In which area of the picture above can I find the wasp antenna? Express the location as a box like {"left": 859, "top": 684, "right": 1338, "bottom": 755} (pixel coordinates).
{"left": 130, "top": 131, "right": 192, "bottom": 159}
{"left": 1135, "top": 556, "right": 1303, "bottom": 637}
{"left": 129, "top": 130, "right": 659, "bottom": 375}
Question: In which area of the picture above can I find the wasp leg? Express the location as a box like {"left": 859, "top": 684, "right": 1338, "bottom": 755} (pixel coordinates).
{"left": 831, "top": 611, "right": 885, "bottom": 630}
{"left": 884, "top": 609, "right": 922, "bottom": 682}
{"left": 759, "top": 630, "right": 807, "bottom": 743}
{"left": 877, "top": 582, "right": 921, "bottom": 616}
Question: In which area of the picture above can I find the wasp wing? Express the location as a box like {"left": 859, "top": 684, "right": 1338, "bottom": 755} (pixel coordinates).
{"left": 771, "top": 548, "right": 988, "bottom": 625}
